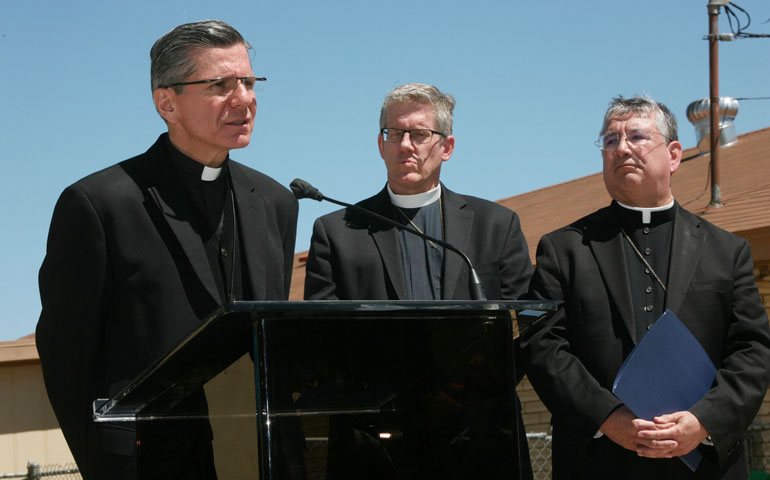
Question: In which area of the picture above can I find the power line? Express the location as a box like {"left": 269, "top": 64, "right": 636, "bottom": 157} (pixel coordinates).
{"left": 723, "top": 2, "right": 770, "bottom": 38}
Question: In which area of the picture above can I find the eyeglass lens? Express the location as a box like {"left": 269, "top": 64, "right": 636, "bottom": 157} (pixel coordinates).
{"left": 383, "top": 129, "right": 435, "bottom": 144}
{"left": 599, "top": 130, "right": 656, "bottom": 150}
{"left": 211, "top": 76, "right": 264, "bottom": 94}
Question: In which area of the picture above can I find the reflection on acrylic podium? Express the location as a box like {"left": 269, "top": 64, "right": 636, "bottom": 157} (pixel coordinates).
{"left": 93, "top": 300, "right": 557, "bottom": 479}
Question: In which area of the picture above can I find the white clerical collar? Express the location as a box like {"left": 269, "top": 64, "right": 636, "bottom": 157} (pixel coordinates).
{"left": 201, "top": 166, "right": 223, "bottom": 181}
{"left": 617, "top": 198, "right": 675, "bottom": 224}
{"left": 387, "top": 184, "right": 442, "bottom": 208}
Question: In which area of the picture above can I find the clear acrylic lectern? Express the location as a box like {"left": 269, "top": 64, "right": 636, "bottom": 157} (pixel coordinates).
{"left": 93, "top": 300, "right": 557, "bottom": 479}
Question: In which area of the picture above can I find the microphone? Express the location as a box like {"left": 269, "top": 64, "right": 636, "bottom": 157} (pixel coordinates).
{"left": 291, "top": 178, "right": 486, "bottom": 300}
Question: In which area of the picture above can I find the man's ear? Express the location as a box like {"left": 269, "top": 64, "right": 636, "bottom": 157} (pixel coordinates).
{"left": 441, "top": 135, "right": 455, "bottom": 162}
{"left": 668, "top": 140, "right": 683, "bottom": 175}
{"left": 153, "top": 88, "right": 177, "bottom": 124}
{"left": 378, "top": 133, "right": 386, "bottom": 159}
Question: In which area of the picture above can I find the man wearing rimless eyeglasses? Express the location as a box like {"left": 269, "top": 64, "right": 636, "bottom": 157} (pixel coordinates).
{"left": 36, "top": 20, "right": 298, "bottom": 480}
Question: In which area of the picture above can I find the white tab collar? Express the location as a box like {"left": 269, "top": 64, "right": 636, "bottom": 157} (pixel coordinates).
{"left": 387, "top": 184, "right": 442, "bottom": 209}
{"left": 617, "top": 198, "right": 675, "bottom": 224}
{"left": 201, "top": 166, "right": 223, "bottom": 182}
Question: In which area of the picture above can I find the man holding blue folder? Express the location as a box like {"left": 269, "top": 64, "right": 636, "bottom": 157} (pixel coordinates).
{"left": 525, "top": 95, "right": 770, "bottom": 479}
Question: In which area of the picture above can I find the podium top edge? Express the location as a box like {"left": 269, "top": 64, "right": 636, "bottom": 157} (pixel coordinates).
{"left": 222, "top": 299, "right": 561, "bottom": 314}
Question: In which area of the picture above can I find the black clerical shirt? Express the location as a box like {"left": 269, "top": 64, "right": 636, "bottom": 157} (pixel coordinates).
{"left": 165, "top": 138, "right": 246, "bottom": 302}
{"left": 393, "top": 200, "right": 444, "bottom": 300}
{"left": 613, "top": 201, "right": 676, "bottom": 341}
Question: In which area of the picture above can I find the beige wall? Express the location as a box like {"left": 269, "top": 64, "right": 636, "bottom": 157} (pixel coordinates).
{"left": 0, "top": 361, "right": 75, "bottom": 473}
{"left": 755, "top": 259, "right": 770, "bottom": 425}
{"left": 0, "top": 346, "right": 261, "bottom": 477}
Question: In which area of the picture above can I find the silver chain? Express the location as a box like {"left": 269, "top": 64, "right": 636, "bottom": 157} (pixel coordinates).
{"left": 394, "top": 198, "right": 444, "bottom": 249}
{"left": 621, "top": 229, "right": 667, "bottom": 292}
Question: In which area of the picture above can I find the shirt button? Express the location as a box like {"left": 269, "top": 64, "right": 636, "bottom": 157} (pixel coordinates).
{"left": 647, "top": 324, "right": 653, "bottom": 330}
{"left": 221, "top": 248, "right": 228, "bottom": 257}
{"left": 645, "top": 267, "right": 651, "bottom": 274}
{"left": 644, "top": 247, "right": 651, "bottom": 255}
{"left": 645, "top": 305, "right": 654, "bottom": 312}
{"left": 646, "top": 286, "right": 652, "bottom": 293}
{"left": 643, "top": 227, "right": 650, "bottom": 234}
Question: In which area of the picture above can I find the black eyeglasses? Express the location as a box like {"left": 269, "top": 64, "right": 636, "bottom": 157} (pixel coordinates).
{"left": 160, "top": 76, "right": 267, "bottom": 95}
{"left": 380, "top": 128, "right": 445, "bottom": 144}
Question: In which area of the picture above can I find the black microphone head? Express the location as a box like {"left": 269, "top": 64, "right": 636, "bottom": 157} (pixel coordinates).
{"left": 290, "top": 178, "right": 324, "bottom": 201}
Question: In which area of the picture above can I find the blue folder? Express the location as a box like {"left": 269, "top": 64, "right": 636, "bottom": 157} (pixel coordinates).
{"left": 612, "top": 309, "right": 716, "bottom": 471}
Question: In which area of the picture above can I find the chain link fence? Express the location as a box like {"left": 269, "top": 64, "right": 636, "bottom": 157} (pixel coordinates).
{"left": 0, "top": 463, "right": 80, "bottom": 480}
{"left": 527, "top": 432, "right": 552, "bottom": 480}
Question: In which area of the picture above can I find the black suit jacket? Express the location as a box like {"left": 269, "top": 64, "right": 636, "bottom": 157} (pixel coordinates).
{"left": 304, "top": 184, "right": 534, "bottom": 478}
{"left": 304, "top": 185, "right": 532, "bottom": 301}
{"left": 36, "top": 134, "right": 298, "bottom": 479}
{"left": 525, "top": 202, "right": 770, "bottom": 479}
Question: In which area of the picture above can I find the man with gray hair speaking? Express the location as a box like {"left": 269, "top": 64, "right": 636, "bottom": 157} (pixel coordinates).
{"left": 37, "top": 20, "right": 297, "bottom": 479}
{"left": 525, "top": 95, "right": 770, "bottom": 479}
{"left": 305, "top": 83, "right": 534, "bottom": 478}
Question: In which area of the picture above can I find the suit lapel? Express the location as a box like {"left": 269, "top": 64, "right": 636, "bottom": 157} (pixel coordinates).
{"left": 588, "top": 210, "right": 637, "bottom": 341}
{"left": 366, "top": 188, "right": 407, "bottom": 299}
{"left": 142, "top": 142, "right": 221, "bottom": 304}
{"left": 665, "top": 207, "right": 706, "bottom": 315}
{"left": 441, "top": 188, "right": 473, "bottom": 300}
{"left": 229, "top": 162, "right": 267, "bottom": 300}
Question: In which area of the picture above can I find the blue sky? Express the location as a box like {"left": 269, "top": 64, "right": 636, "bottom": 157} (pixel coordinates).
{"left": 1, "top": 0, "right": 769, "bottom": 341}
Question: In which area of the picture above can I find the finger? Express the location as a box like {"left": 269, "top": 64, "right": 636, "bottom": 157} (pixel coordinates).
{"left": 636, "top": 437, "right": 677, "bottom": 450}
{"left": 654, "top": 412, "right": 682, "bottom": 424}
{"left": 637, "top": 441, "right": 678, "bottom": 457}
{"left": 631, "top": 418, "right": 658, "bottom": 430}
{"left": 638, "top": 426, "right": 677, "bottom": 439}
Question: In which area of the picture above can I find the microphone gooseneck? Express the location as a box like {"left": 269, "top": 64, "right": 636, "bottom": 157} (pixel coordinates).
{"left": 292, "top": 178, "right": 486, "bottom": 300}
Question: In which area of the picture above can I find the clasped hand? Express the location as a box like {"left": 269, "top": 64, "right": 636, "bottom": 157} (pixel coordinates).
{"left": 599, "top": 406, "right": 709, "bottom": 458}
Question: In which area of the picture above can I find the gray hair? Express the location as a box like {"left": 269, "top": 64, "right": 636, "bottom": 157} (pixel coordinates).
{"left": 150, "top": 20, "right": 251, "bottom": 93}
{"left": 599, "top": 95, "right": 678, "bottom": 143}
{"left": 379, "top": 84, "right": 455, "bottom": 135}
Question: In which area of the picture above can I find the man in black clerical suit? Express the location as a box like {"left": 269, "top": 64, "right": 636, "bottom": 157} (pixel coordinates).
{"left": 304, "top": 83, "right": 534, "bottom": 479}
{"left": 524, "top": 95, "right": 770, "bottom": 479}
{"left": 36, "top": 20, "right": 297, "bottom": 480}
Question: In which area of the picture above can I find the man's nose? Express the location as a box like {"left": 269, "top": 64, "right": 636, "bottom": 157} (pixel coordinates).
{"left": 615, "top": 135, "right": 633, "bottom": 155}
{"left": 399, "top": 132, "right": 415, "bottom": 152}
{"left": 230, "top": 82, "right": 255, "bottom": 106}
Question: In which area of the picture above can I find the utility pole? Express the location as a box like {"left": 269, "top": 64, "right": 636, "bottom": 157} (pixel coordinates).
{"left": 707, "top": 0, "right": 729, "bottom": 207}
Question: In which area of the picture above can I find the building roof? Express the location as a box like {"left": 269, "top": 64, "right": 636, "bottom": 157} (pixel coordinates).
{"left": 0, "top": 333, "right": 38, "bottom": 365}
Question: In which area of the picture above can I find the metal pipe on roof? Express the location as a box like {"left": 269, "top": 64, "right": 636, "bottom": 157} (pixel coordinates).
{"left": 707, "top": 1, "right": 725, "bottom": 207}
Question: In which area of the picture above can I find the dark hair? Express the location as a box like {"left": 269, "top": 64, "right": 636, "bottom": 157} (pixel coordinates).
{"left": 150, "top": 20, "right": 251, "bottom": 93}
